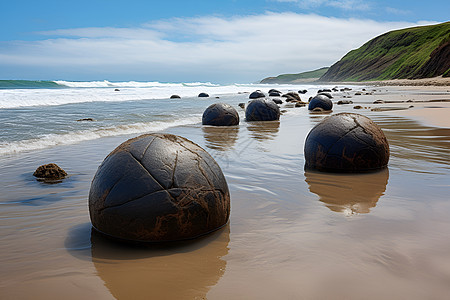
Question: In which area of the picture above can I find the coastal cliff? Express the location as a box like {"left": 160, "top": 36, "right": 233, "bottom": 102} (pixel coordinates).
{"left": 319, "top": 21, "right": 450, "bottom": 82}
{"left": 260, "top": 21, "right": 450, "bottom": 84}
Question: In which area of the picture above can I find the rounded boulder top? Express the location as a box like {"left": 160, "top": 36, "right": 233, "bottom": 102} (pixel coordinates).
{"left": 198, "top": 92, "right": 209, "bottom": 98}
{"left": 308, "top": 94, "right": 333, "bottom": 111}
{"left": 304, "top": 113, "right": 389, "bottom": 172}
{"left": 89, "top": 133, "right": 231, "bottom": 242}
{"left": 202, "top": 103, "right": 240, "bottom": 126}
{"left": 245, "top": 98, "right": 280, "bottom": 121}
{"left": 249, "top": 90, "right": 265, "bottom": 99}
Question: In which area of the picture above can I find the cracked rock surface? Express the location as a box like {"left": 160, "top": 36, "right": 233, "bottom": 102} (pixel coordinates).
{"left": 304, "top": 113, "right": 390, "bottom": 172}
{"left": 89, "top": 133, "right": 230, "bottom": 242}
{"left": 245, "top": 98, "right": 280, "bottom": 121}
{"left": 202, "top": 103, "right": 240, "bottom": 126}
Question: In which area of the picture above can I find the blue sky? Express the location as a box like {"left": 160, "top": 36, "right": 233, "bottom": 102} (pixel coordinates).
{"left": 1, "top": 0, "right": 449, "bottom": 83}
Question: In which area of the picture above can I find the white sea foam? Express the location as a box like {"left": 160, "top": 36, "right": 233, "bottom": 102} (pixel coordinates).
{"left": 0, "top": 81, "right": 332, "bottom": 109}
{"left": 0, "top": 116, "right": 201, "bottom": 155}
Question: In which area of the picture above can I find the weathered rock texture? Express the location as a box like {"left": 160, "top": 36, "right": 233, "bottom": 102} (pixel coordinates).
{"left": 202, "top": 103, "right": 240, "bottom": 126}
{"left": 33, "top": 163, "right": 67, "bottom": 180}
{"left": 304, "top": 113, "right": 389, "bottom": 172}
{"left": 245, "top": 99, "right": 280, "bottom": 121}
{"left": 89, "top": 133, "right": 230, "bottom": 242}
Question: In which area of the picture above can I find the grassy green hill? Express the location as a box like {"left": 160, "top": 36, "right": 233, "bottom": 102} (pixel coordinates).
{"left": 320, "top": 22, "right": 450, "bottom": 82}
{"left": 260, "top": 67, "right": 329, "bottom": 84}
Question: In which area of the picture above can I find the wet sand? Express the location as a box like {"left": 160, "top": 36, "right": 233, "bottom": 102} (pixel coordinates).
{"left": 1, "top": 86, "right": 450, "bottom": 299}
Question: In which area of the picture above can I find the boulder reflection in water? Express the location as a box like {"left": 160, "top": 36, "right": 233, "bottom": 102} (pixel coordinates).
{"left": 246, "top": 121, "right": 280, "bottom": 141}
{"left": 305, "top": 168, "right": 389, "bottom": 216}
{"left": 202, "top": 126, "right": 239, "bottom": 151}
{"left": 90, "top": 225, "right": 230, "bottom": 300}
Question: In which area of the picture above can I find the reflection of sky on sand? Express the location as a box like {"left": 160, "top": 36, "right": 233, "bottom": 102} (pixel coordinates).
{"left": 202, "top": 125, "right": 239, "bottom": 151}
{"left": 90, "top": 225, "right": 229, "bottom": 300}
{"left": 305, "top": 168, "right": 389, "bottom": 216}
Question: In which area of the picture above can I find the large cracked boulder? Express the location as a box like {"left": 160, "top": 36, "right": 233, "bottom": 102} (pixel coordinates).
{"left": 304, "top": 113, "right": 389, "bottom": 172}
{"left": 202, "top": 103, "right": 239, "bottom": 126}
{"left": 89, "top": 133, "right": 231, "bottom": 242}
{"left": 245, "top": 98, "right": 280, "bottom": 121}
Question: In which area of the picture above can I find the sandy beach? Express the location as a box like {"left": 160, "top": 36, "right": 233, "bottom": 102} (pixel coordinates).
{"left": 1, "top": 85, "right": 450, "bottom": 299}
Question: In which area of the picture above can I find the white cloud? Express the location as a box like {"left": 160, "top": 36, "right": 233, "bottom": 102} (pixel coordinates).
{"left": 273, "top": 0, "right": 372, "bottom": 11}
{"left": 0, "top": 13, "right": 434, "bottom": 82}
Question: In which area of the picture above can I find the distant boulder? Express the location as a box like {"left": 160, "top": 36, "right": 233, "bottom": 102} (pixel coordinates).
{"left": 249, "top": 90, "right": 265, "bottom": 99}
{"left": 308, "top": 95, "right": 333, "bottom": 111}
{"left": 282, "top": 92, "right": 301, "bottom": 102}
{"left": 318, "top": 92, "right": 333, "bottom": 99}
{"left": 269, "top": 91, "right": 281, "bottom": 97}
{"left": 246, "top": 99, "right": 280, "bottom": 121}
{"left": 198, "top": 92, "right": 209, "bottom": 98}
{"left": 268, "top": 89, "right": 282, "bottom": 94}
{"left": 202, "top": 103, "right": 240, "bottom": 126}
{"left": 272, "top": 98, "right": 283, "bottom": 105}
{"left": 170, "top": 95, "right": 181, "bottom": 99}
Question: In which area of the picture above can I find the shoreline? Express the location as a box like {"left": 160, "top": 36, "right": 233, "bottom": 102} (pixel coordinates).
{"left": 1, "top": 85, "right": 450, "bottom": 299}
{"left": 316, "top": 76, "right": 450, "bottom": 87}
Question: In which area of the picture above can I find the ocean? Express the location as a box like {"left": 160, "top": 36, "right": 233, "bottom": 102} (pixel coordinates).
{"left": 0, "top": 80, "right": 331, "bottom": 156}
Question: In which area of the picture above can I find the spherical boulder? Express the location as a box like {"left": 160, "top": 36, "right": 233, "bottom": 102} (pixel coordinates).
{"left": 304, "top": 113, "right": 389, "bottom": 172}
{"left": 202, "top": 103, "right": 240, "bottom": 126}
{"left": 33, "top": 163, "right": 67, "bottom": 181}
{"left": 170, "top": 95, "right": 181, "bottom": 99}
{"left": 245, "top": 98, "right": 280, "bottom": 121}
{"left": 272, "top": 98, "right": 283, "bottom": 105}
{"left": 89, "top": 133, "right": 231, "bottom": 242}
{"left": 198, "top": 92, "right": 209, "bottom": 98}
{"left": 249, "top": 90, "right": 265, "bottom": 99}
{"left": 268, "top": 89, "right": 282, "bottom": 94}
{"left": 308, "top": 94, "right": 333, "bottom": 111}
{"left": 269, "top": 91, "right": 281, "bottom": 97}
{"left": 318, "top": 92, "right": 333, "bottom": 99}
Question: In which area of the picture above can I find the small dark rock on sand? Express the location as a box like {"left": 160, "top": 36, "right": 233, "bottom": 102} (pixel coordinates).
{"left": 337, "top": 100, "right": 353, "bottom": 105}
{"left": 298, "top": 90, "right": 307, "bottom": 94}
{"left": 308, "top": 95, "right": 333, "bottom": 111}
{"left": 238, "top": 103, "right": 245, "bottom": 109}
{"left": 33, "top": 163, "right": 67, "bottom": 180}
{"left": 89, "top": 133, "right": 230, "bottom": 242}
{"left": 198, "top": 93, "right": 209, "bottom": 98}
{"left": 353, "top": 105, "right": 363, "bottom": 109}
{"left": 77, "top": 118, "right": 95, "bottom": 122}
{"left": 304, "top": 113, "right": 389, "bottom": 172}
{"left": 202, "top": 103, "right": 240, "bottom": 126}
{"left": 246, "top": 98, "right": 280, "bottom": 121}
{"left": 170, "top": 95, "right": 181, "bottom": 99}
